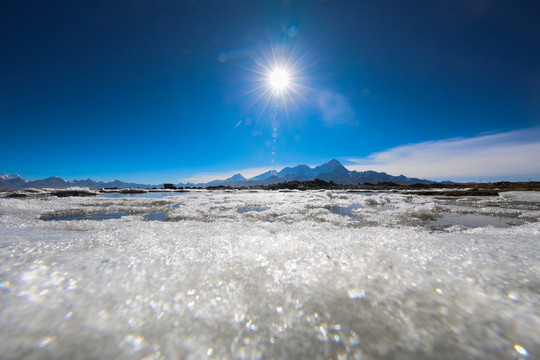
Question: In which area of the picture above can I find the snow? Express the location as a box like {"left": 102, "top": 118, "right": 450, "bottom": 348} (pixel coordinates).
{"left": 0, "top": 190, "right": 539, "bottom": 359}
{"left": 1, "top": 174, "right": 19, "bottom": 180}
{"left": 500, "top": 191, "right": 540, "bottom": 202}
{"left": 0, "top": 173, "right": 27, "bottom": 181}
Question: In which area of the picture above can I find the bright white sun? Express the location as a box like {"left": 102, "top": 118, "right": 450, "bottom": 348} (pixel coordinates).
{"left": 269, "top": 69, "right": 290, "bottom": 91}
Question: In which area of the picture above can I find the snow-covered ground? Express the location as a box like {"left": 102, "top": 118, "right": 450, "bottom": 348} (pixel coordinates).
{"left": 0, "top": 190, "right": 539, "bottom": 359}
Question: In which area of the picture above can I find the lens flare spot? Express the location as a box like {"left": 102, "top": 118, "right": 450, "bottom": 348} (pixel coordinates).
{"left": 514, "top": 344, "right": 528, "bottom": 357}
{"left": 217, "top": 52, "right": 226, "bottom": 63}
{"left": 286, "top": 24, "right": 298, "bottom": 37}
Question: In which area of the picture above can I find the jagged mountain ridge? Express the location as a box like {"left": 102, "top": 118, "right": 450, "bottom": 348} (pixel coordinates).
{"left": 250, "top": 170, "right": 278, "bottom": 181}
{"left": 179, "top": 159, "right": 433, "bottom": 187}
{"left": 0, "top": 174, "right": 156, "bottom": 190}
{"left": 1, "top": 159, "right": 434, "bottom": 190}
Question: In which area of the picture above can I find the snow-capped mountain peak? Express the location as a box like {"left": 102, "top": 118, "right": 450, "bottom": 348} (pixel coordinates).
{"left": 313, "top": 159, "right": 350, "bottom": 176}
{"left": 250, "top": 170, "right": 278, "bottom": 181}
{"left": 0, "top": 174, "right": 25, "bottom": 181}
{"left": 224, "top": 173, "right": 246, "bottom": 183}
{"left": 1, "top": 159, "right": 434, "bottom": 191}
{"left": 277, "top": 164, "right": 314, "bottom": 178}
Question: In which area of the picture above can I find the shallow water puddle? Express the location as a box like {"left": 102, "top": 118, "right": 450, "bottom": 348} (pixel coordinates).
{"left": 40, "top": 212, "right": 129, "bottom": 221}
{"left": 101, "top": 192, "right": 188, "bottom": 199}
{"left": 330, "top": 204, "right": 365, "bottom": 218}
{"left": 144, "top": 212, "right": 166, "bottom": 221}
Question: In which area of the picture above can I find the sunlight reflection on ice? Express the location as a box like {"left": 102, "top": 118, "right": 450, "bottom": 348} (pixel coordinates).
{"left": 0, "top": 190, "right": 539, "bottom": 359}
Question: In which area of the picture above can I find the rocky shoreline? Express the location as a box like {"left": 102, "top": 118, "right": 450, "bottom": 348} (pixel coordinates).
{"left": 1, "top": 180, "right": 539, "bottom": 198}
{"left": 204, "top": 180, "right": 540, "bottom": 196}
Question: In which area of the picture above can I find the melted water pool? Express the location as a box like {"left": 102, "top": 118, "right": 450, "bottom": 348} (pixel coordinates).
{"left": 330, "top": 203, "right": 365, "bottom": 218}
{"left": 40, "top": 212, "right": 129, "bottom": 221}
{"left": 144, "top": 212, "right": 166, "bottom": 221}
{"left": 101, "top": 192, "right": 188, "bottom": 199}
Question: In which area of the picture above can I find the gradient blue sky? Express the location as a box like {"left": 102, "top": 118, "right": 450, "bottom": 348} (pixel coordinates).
{"left": 1, "top": 0, "right": 539, "bottom": 183}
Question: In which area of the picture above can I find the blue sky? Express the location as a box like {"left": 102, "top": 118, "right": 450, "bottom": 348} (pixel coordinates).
{"left": 1, "top": 0, "right": 539, "bottom": 183}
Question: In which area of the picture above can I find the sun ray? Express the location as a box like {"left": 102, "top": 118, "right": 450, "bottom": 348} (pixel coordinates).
{"left": 221, "top": 38, "right": 321, "bottom": 141}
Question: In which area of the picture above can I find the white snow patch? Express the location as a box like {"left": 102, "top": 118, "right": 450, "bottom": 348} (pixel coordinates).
{"left": 0, "top": 190, "right": 539, "bottom": 359}
{"left": 500, "top": 191, "right": 540, "bottom": 202}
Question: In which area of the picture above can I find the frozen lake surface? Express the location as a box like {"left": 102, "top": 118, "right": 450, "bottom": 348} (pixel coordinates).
{"left": 1, "top": 190, "right": 539, "bottom": 359}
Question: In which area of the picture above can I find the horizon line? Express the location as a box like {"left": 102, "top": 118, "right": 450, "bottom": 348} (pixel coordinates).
{"left": 3, "top": 126, "right": 540, "bottom": 184}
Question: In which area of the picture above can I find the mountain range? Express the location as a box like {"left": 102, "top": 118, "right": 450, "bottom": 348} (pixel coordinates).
{"left": 0, "top": 174, "right": 157, "bottom": 191}
{"left": 1, "top": 159, "right": 434, "bottom": 190}
{"left": 183, "top": 159, "right": 434, "bottom": 187}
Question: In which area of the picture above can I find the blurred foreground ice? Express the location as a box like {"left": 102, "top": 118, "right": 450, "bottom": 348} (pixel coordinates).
{"left": 0, "top": 190, "right": 539, "bottom": 359}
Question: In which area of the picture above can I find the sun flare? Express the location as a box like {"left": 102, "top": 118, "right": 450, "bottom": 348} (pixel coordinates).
{"left": 233, "top": 43, "right": 316, "bottom": 120}
{"left": 268, "top": 68, "right": 290, "bottom": 91}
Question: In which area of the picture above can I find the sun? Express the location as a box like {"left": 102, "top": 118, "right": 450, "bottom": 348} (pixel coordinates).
{"left": 268, "top": 68, "right": 290, "bottom": 92}
{"left": 229, "top": 43, "right": 316, "bottom": 118}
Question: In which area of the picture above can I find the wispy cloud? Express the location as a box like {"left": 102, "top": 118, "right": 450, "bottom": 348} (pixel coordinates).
{"left": 316, "top": 91, "right": 356, "bottom": 126}
{"left": 346, "top": 127, "right": 540, "bottom": 181}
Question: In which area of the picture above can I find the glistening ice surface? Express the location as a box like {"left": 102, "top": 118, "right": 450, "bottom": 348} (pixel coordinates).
{"left": 1, "top": 190, "right": 539, "bottom": 359}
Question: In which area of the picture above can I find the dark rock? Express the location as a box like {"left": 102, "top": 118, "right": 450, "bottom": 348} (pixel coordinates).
{"left": 119, "top": 189, "right": 147, "bottom": 194}
{"left": 7, "top": 192, "right": 28, "bottom": 198}
{"left": 51, "top": 190, "right": 98, "bottom": 197}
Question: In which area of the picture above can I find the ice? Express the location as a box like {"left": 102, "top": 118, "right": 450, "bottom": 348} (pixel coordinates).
{"left": 0, "top": 190, "right": 539, "bottom": 359}
{"left": 500, "top": 191, "right": 540, "bottom": 202}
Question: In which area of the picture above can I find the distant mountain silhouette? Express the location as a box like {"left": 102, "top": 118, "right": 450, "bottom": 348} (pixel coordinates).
{"left": 0, "top": 174, "right": 29, "bottom": 190}
{"left": 250, "top": 170, "right": 278, "bottom": 181}
{"left": 1, "top": 159, "right": 434, "bottom": 190}
{"left": 0, "top": 174, "right": 156, "bottom": 190}
{"left": 177, "top": 159, "right": 434, "bottom": 187}
{"left": 204, "top": 173, "right": 247, "bottom": 187}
